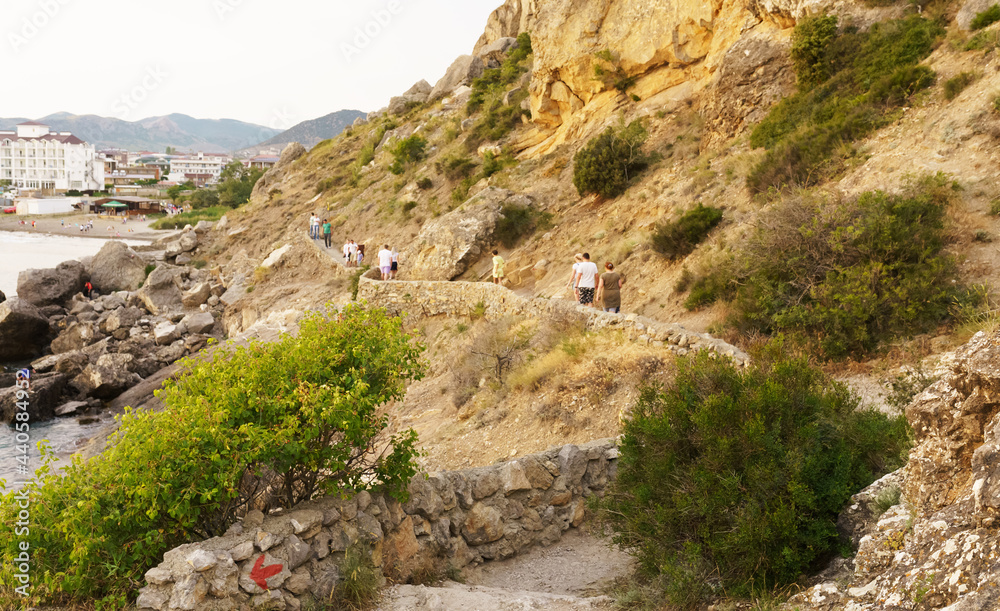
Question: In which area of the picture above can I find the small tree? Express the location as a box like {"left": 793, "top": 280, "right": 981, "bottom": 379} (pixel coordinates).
{"left": 389, "top": 135, "right": 428, "bottom": 175}
{"left": 573, "top": 118, "right": 649, "bottom": 198}
{"left": 218, "top": 160, "right": 266, "bottom": 208}
{"left": 0, "top": 304, "right": 424, "bottom": 605}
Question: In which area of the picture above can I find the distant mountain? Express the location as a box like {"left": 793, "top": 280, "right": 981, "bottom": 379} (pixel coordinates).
{"left": 239, "top": 110, "right": 367, "bottom": 155}
{"left": 0, "top": 112, "right": 282, "bottom": 153}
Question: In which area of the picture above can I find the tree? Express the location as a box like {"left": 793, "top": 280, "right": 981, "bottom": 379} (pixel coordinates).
{"left": 0, "top": 304, "right": 424, "bottom": 605}
{"left": 217, "top": 160, "right": 265, "bottom": 208}
{"left": 167, "top": 180, "right": 195, "bottom": 202}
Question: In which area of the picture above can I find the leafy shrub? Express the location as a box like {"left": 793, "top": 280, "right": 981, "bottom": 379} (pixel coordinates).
{"left": 389, "top": 134, "right": 428, "bottom": 175}
{"left": 971, "top": 4, "right": 1000, "bottom": 30}
{"left": 684, "top": 175, "right": 962, "bottom": 358}
{"left": 417, "top": 177, "right": 433, "bottom": 189}
{"left": 465, "top": 33, "right": 532, "bottom": 148}
{"left": 436, "top": 154, "right": 478, "bottom": 181}
{"left": 573, "top": 119, "right": 650, "bottom": 198}
{"left": 596, "top": 345, "right": 911, "bottom": 604}
{"left": 964, "top": 29, "right": 1000, "bottom": 51}
{"left": 650, "top": 204, "right": 723, "bottom": 260}
{"left": 593, "top": 49, "right": 638, "bottom": 92}
{"left": 749, "top": 15, "right": 942, "bottom": 193}
{"left": 494, "top": 202, "right": 554, "bottom": 248}
{"left": 990, "top": 197, "right": 1000, "bottom": 214}
{"left": 944, "top": 72, "right": 977, "bottom": 100}
{"left": 150, "top": 206, "right": 229, "bottom": 230}
{"left": 0, "top": 304, "right": 423, "bottom": 605}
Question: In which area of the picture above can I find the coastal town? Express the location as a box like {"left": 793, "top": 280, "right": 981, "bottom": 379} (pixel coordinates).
{"left": 0, "top": 119, "right": 280, "bottom": 216}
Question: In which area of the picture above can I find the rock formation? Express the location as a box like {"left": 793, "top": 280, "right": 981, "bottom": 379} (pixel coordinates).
{"left": 16, "top": 260, "right": 88, "bottom": 307}
{"left": 90, "top": 240, "right": 148, "bottom": 293}
{"left": 787, "top": 330, "right": 1000, "bottom": 610}
{"left": 0, "top": 298, "right": 51, "bottom": 361}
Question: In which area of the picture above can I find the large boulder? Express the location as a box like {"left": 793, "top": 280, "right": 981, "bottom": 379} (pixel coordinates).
{"left": 0, "top": 289, "right": 5, "bottom": 303}
{"left": 429, "top": 55, "right": 485, "bottom": 101}
{"left": 181, "top": 282, "right": 211, "bottom": 308}
{"left": 136, "top": 265, "right": 184, "bottom": 315}
{"left": 388, "top": 80, "right": 432, "bottom": 115}
{"left": 51, "top": 321, "right": 104, "bottom": 354}
{"left": 164, "top": 230, "right": 198, "bottom": 258}
{"left": 90, "top": 241, "right": 147, "bottom": 293}
{"left": 407, "top": 187, "right": 534, "bottom": 280}
{"left": 0, "top": 298, "right": 50, "bottom": 362}
{"left": 478, "top": 36, "right": 518, "bottom": 68}
{"left": 0, "top": 372, "right": 68, "bottom": 424}
{"left": 72, "top": 353, "right": 141, "bottom": 400}
{"left": 181, "top": 312, "right": 215, "bottom": 335}
{"left": 16, "top": 260, "right": 88, "bottom": 307}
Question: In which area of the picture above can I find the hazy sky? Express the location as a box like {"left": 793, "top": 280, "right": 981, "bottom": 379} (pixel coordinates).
{"left": 0, "top": 0, "right": 502, "bottom": 128}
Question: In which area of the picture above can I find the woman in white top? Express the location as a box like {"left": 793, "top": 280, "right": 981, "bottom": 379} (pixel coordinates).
{"left": 566, "top": 253, "right": 584, "bottom": 301}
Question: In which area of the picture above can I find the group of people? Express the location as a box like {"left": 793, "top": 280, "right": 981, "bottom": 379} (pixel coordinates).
{"left": 309, "top": 213, "right": 335, "bottom": 248}
{"left": 341, "top": 239, "right": 364, "bottom": 266}
{"left": 307, "top": 213, "right": 400, "bottom": 277}
{"left": 490, "top": 250, "right": 625, "bottom": 313}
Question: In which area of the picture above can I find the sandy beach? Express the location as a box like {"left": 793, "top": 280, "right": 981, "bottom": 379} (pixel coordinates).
{"left": 0, "top": 211, "right": 165, "bottom": 242}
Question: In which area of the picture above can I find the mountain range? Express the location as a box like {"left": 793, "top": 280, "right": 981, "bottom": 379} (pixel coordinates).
{"left": 0, "top": 110, "right": 366, "bottom": 155}
{"left": 238, "top": 110, "right": 366, "bottom": 155}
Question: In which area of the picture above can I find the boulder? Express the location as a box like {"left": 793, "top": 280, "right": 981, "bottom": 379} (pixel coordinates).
{"left": 136, "top": 265, "right": 184, "bottom": 315}
{"left": 0, "top": 298, "right": 50, "bottom": 361}
{"left": 181, "top": 312, "right": 215, "bottom": 335}
{"left": 463, "top": 502, "right": 504, "bottom": 545}
{"left": 165, "top": 230, "right": 198, "bottom": 258}
{"left": 153, "top": 322, "right": 179, "bottom": 346}
{"left": 54, "top": 400, "right": 89, "bottom": 417}
{"left": 407, "top": 187, "right": 534, "bottom": 280}
{"left": 478, "top": 36, "right": 518, "bottom": 68}
{"left": 0, "top": 372, "right": 68, "bottom": 424}
{"left": 91, "top": 241, "right": 147, "bottom": 292}
{"left": 388, "top": 80, "right": 432, "bottom": 115}
{"left": 0, "top": 289, "right": 5, "bottom": 303}
{"left": 429, "top": 55, "right": 485, "bottom": 101}
{"left": 181, "top": 283, "right": 212, "bottom": 308}
{"left": 958, "top": 0, "right": 997, "bottom": 29}
{"left": 16, "top": 260, "right": 87, "bottom": 307}
{"left": 51, "top": 321, "right": 103, "bottom": 354}
{"left": 72, "top": 353, "right": 140, "bottom": 400}
{"left": 193, "top": 220, "right": 213, "bottom": 234}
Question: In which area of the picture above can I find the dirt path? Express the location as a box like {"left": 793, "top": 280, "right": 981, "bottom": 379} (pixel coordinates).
{"left": 377, "top": 528, "right": 633, "bottom": 610}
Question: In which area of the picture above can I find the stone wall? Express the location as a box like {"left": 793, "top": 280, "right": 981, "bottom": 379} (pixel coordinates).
{"left": 136, "top": 439, "right": 618, "bottom": 611}
{"left": 358, "top": 271, "right": 749, "bottom": 365}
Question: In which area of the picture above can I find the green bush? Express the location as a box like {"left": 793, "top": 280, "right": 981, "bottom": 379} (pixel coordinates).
{"left": 494, "top": 202, "right": 554, "bottom": 248}
{"left": 593, "top": 49, "right": 638, "bottom": 93}
{"left": 596, "top": 345, "right": 911, "bottom": 605}
{"left": 150, "top": 206, "right": 229, "bottom": 229}
{"left": 749, "top": 15, "right": 942, "bottom": 194}
{"left": 650, "top": 205, "right": 723, "bottom": 260}
{"left": 465, "top": 33, "right": 532, "bottom": 148}
{"left": 417, "top": 177, "right": 433, "bottom": 189}
{"left": 436, "top": 154, "right": 478, "bottom": 181}
{"left": 684, "top": 174, "right": 962, "bottom": 358}
{"left": 0, "top": 304, "right": 423, "bottom": 605}
{"left": 573, "top": 119, "right": 650, "bottom": 199}
{"left": 943, "top": 72, "right": 977, "bottom": 100}
{"left": 389, "top": 134, "right": 428, "bottom": 175}
{"left": 971, "top": 4, "right": 1000, "bottom": 30}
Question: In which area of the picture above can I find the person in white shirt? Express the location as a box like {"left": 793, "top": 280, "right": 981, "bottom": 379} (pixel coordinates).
{"left": 566, "top": 253, "right": 584, "bottom": 301}
{"left": 348, "top": 241, "right": 359, "bottom": 267}
{"left": 343, "top": 240, "right": 352, "bottom": 266}
{"left": 309, "top": 214, "right": 320, "bottom": 239}
{"left": 573, "top": 252, "right": 600, "bottom": 308}
{"left": 378, "top": 245, "right": 393, "bottom": 280}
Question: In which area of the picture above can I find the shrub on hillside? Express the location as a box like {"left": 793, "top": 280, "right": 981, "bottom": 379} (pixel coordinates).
{"left": 573, "top": 119, "right": 650, "bottom": 199}
{"left": 494, "top": 202, "right": 554, "bottom": 248}
{"left": 748, "top": 15, "right": 942, "bottom": 193}
{"left": 650, "top": 204, "right": 723, "bottom": 260}
{"left": 596, "top": 345, "right": 910, "bottom": 606}
{"left": 0, "top": 304, "right": 424, "bottom": 606}
{"left": 389, "top": 134, "right": 428, "bottom": 175}
{"left": 971, "top": 4, "right": 1000, "bottom": 30}
{"left": 944, "top": 71, "right": 977, "bottom": 100}
{"left": 683, "top": 174, "right": 962, "bottom": 358}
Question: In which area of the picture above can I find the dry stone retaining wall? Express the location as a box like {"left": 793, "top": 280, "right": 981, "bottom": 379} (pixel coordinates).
{"left": 358, "top": 271, "right": 749, "bottom": 365}
{"left": 136, "top": 439, "right": 618, "bottom": 611}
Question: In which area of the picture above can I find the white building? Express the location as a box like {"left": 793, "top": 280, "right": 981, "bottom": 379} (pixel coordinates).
{"left": 167, "top": 152, "right": 230, "bottom": 185}
{"left": 0, "top": 122, "right": 105, "bottom": 192}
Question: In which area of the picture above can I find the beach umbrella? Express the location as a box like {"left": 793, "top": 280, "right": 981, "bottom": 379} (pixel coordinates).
{"left": 101, "top": 201, "right": 127, "bottom": 208}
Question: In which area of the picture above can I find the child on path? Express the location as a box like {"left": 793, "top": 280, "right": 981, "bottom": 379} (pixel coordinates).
{"left": 492, "top": 250, "right": 505, "bottom": 285}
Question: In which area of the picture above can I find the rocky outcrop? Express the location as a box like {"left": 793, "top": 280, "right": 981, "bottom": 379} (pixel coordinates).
{"left": 388, "top": 80, "right": 432, "bottom": 115}
{"left": 250, "top": 142, "right": 307, "bottom": 203}
{"left": 137, "top": 439, "right": 618, "bottom": 611}
{"left": 90, "top": 240, "right": 148, "bottom": 293}
{"left": 0, "top": 298, "right": 50, "bottom": 361}
{"left": 136, "top": 265, "right": 184, "bottom": 315}
{"left": 16, "top": 260, "right": 88, "bottom": 307}
{"left": 786, "top": 330, "right": 1000, "bottom": 610}
{"left": 0, "top": 372, "right": 67, "bottom": 423}
{"left": 406, "top": 188, "right": 532, "bottom": 281}
{"left": 428, "top": 55, "right": 485, "bottom": 101}
{"left": 164, "top": 229, "right": 199, "bottom": 260}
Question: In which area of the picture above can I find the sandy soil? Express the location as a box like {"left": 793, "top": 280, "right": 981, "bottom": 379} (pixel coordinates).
{"left": 0, "top": 211, "right": 162, "bottom": 241}
{"left": 377, "top": 528, "right": 632, "bottom": 610}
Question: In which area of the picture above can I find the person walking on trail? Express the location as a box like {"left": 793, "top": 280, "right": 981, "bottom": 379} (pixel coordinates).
{"left": 343, "top": 240, "right": 352, "bottom": 266}
{"left": 566, "top": 253, "right": 584, "bottom": 301}
{"left": 378, "top": 245, "right": 393, "bottom": 280}
{"left": 322, "top": 219, "right": 332, "bottom": 248}
{"left": 597, "top": 262, "right": 624, "bottom": 313}
{"left": 310, "top": 214, "right": 320, "bottom": 239}
{"left": 349, "top": 240, "right": 359, "bottom": 267}
{"left": 357, "top": 244, "right": 366, "bottom": 266}
{"left": 574, "top": 253, "right": 600, "bottom": 308}
{"left": 492, "top": 250, "right": 506, "bottom": 285}
{"left": 390, "top": 248, "right": 399, "bottom": 279}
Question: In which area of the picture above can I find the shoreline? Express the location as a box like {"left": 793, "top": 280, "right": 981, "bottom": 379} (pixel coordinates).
{"left": 0, "top": 212, "right": 165, "bottom": 242}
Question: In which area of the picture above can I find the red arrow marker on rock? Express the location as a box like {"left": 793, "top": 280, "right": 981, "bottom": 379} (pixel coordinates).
{"left": 250, "top": 554, "right": 283, "bottom": 590}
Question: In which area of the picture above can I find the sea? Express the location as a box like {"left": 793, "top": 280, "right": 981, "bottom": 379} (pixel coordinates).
{"left": 0, "top": 230, "right": 148, "bottom": 488}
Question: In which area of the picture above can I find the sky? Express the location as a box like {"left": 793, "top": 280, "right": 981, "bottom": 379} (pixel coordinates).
{"left": 0, "top": 0, "right": 503, "bottom": 128}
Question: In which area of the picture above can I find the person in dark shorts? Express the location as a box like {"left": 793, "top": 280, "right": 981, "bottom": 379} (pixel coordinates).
{"left": 573, "top": 253, "right": 600, "bottom": 307}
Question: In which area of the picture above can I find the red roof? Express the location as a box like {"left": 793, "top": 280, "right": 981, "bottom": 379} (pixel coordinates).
{"left": 17, "top": 120, "right": 48, "bottom": 126}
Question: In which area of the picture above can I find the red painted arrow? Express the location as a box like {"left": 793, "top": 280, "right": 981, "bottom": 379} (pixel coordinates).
{"left": 250, "top": 554, "right": 283, "bottom": 589}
